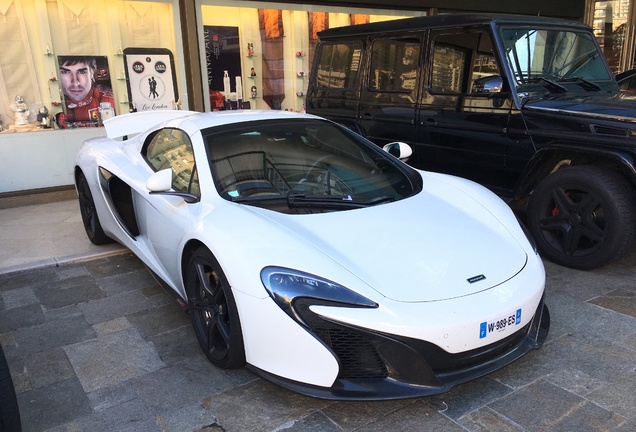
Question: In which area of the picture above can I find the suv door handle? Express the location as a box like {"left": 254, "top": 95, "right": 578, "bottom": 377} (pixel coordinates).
{"left": 360, "top": 113, "right": 373, "bottom": 119}
{"left": 422, "top": 118, "right": 438, "bottom": 127}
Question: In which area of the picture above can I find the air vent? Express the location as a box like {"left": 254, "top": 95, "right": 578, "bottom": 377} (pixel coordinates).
{"left": 590, "top": 124, "right": 629, "bottom": 137}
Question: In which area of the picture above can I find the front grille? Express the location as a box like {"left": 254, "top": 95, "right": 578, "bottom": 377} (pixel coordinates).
{"left": 295, "top": 298, "right": 387, "bottom": 380}
{"left": 314, "top": 327, "right": 387, "bottom": 379}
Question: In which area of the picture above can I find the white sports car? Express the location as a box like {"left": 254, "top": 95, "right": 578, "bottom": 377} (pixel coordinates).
{"left": 75, "top": 110, "right": 549, "bottom": 400}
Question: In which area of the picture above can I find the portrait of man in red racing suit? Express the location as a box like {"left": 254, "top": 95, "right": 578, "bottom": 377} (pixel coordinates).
{"left": 59, "top": 56, "right": 115, "bottom": 124}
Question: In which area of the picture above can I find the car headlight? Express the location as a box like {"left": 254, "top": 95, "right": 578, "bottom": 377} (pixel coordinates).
{"left": 260, "top": 267, "right": 377, "bottom": 326}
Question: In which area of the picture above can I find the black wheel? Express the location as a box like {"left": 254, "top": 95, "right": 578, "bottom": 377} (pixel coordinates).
{"left": 185, "top": 247, "right": 245, "bottom": 369}
{"left": 527, "top": 166, "right": 636, "bottom": 269}
{"left": 0, "top": 344, "right": 21, "bottom": 432}
{"left": 77, "top": 171, "right": 113, "bottom": 245}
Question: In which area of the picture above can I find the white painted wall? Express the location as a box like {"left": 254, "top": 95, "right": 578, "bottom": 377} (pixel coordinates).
{"left": 0, "top": 128, "right": 105, "bottom": 193}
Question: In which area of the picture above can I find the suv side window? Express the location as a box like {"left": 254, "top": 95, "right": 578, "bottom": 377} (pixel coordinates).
{"left": 431, "top": 31, "right": 501, "bottom": 94}
{"left": 315, "top": 43, "right": 362, "bottom": 89}
{"left": 369, "top": 38, "right": 420, "bottom": 92}
{"left": 143, "top": 128, "right": 200, "bottom": 197}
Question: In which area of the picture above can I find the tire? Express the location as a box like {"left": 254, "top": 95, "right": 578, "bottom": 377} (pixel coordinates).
{"left": 185, "top": 247, "right": 246, "bottom": 369}
{"left": 0, "top": 344, "right": 21, "bottom": 432}
{"left": 77, "top": 171, "right": 113, "bottom": 245}
{"left": 527, "top": 166, "right": 636, "bottom": 269}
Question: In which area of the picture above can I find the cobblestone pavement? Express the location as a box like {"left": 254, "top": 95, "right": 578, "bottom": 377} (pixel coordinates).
{"left": 1, "top": 250, "right": 635, "bottom": 432}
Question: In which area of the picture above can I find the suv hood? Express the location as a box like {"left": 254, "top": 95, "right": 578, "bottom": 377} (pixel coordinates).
{"left": 522, "top": 93, "right": 636, "bottom": 121}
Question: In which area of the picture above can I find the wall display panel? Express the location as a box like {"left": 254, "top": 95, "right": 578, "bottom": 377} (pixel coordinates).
{"left": 123, "top": 47, "right": 179, "bottom": 112}
{"left": 205, "top": 26, "right": 242, "bottom": 110}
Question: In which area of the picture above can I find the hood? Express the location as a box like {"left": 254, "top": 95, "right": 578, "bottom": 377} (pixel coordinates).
{"left": 250, "top": 173, "right": 528, "bottom": 303}
{"left": 522, "top": 93, "right": 636, "bottom": 122}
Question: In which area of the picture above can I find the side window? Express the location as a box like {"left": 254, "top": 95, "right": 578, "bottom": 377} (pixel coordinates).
{"left": 431, "top": 31, "right": 501, "bottom": 94}
{"left": 369, "top": 38, "right": 420, "bottom": 92}
{"left": 143, "top": 128, "right": 200, "bottom": 197}
{"left": 315, "top": 43, "right": 362, "bottom": 89}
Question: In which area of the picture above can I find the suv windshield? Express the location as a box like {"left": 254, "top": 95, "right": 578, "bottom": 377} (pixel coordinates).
{"left": 500, "top": 28, "right": 612, "bottom": 92}
{"left": 203, "top": 119, "right": 420, "bottom": 213}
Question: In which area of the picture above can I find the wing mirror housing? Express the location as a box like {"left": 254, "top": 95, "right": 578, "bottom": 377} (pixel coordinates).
{"left": 472, "top": 75, "right": 503, "bottom": 93}
{"left": 147, "top": 168, "right": 173, "bottom": 192}
{"left": 383, "top": 142, "right": 413, "bottom": 162}
{"left": 147, "top": 169, "right": 199, "bottom": 203}
{"left": 472, "top": 75, "right": 508, "bottom": 108}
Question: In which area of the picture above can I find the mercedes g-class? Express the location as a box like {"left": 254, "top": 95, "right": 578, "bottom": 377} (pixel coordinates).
{"left": 307, "top": 14, "right": 636, "bottom": 270}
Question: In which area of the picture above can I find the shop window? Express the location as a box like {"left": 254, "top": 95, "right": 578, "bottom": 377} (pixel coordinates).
{"left": 315, "top": 43, "right": 362, "bottom": 89}
{"left": 143, "top": 128, "right": 200, "bottom": 196}
{"left": 369, "top": 38, "right": 420, "bottom": 92}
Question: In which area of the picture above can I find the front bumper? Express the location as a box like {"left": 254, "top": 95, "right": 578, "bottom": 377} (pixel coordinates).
{"left": 249, "top": 296, "right": 550, "bottom": 400}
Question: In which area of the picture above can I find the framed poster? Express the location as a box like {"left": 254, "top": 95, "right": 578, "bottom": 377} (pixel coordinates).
{"left": 57, "top": 55, "right": 115, "bottom": 126}
{"left": 123, "top": 48, "right": 179, "bottom": 112}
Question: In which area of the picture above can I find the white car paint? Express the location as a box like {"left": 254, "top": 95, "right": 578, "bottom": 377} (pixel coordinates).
{"left": 75, "top": 110, "right": 549, "bottom": 399}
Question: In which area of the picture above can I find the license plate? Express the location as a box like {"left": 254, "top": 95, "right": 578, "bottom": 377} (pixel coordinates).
{"left": 479, "top": 309, "right": 522, "bottom": 339}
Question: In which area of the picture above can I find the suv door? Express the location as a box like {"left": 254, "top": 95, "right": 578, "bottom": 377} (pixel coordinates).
{"left": 418, "top": 28, "right": 519, "bottom": 195}
{"left": 358, "top": 36, "right": 422, "bottom": 148}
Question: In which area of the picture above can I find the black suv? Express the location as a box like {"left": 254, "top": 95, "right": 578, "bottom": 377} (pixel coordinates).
{"left": 306, "top": 14, "right": 636, "bottom": 270}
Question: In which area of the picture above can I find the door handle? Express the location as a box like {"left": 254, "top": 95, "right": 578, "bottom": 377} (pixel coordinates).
{"left": 360, "top": 113, "right": 373, "bottom": 119}
{"left": 422, "top": 118, "right": 438, "bottom": 127}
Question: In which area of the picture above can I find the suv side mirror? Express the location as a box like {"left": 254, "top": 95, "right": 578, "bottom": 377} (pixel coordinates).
{"left": 383, "top": 142, "right": 413, "bottom": 162}
{"left": 472, "top": 75, "right": 503, "bottom": 93}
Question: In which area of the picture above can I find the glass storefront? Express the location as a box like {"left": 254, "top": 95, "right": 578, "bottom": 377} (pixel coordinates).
{"left": 0, "top": 0, "right": 181, "bottom": 133}
{"left": 589, "top": 0, "right": 636, "bottom": 72}
{"left": 198, "top": 3, "right": 421, "bottom": 113}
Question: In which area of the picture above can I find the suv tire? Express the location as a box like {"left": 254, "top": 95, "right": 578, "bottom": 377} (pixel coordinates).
{"left": 527, "top": 166, "right": 636, "bottom": 269}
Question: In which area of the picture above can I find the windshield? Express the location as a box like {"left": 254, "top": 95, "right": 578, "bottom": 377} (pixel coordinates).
{"left": 203, "top": 119, "right": 420, "bottom": 213}
{"left": 501, "top": 28, "right": 612, "bottom": 91}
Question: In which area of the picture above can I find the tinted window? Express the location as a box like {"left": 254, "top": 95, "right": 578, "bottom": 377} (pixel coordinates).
{"left": 143, "top": 128, "right": 200, "bottom": 197}
{"left": 431, "top": 31, "right": 501, "bottom": 94}
{"left": 369, "top": 38, "right": 420, "bottom": 92}
{"left": 315, "top": 43, "right": 362, "bottom": 89}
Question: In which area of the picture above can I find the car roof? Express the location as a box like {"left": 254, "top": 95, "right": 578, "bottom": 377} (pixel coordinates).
{"left": 182, "top": 110, "right": 322, "bottom": 132}
{"left": 104, "top": 110, "right": 321, "bottom": 140}
{"left": 317, "top": 13, "right": 591, "bottom": 40}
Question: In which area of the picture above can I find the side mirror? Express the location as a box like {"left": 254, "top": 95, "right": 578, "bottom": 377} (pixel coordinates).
{"left": 472, "top": 75, "right": 503, "bottom": 93}
{"left": 147, "top": 168, "right": 173, "bottom": 192}
{"left": 146, "top": 168, "right": 200, "bottom": 203}
{"left": 383, "top": 142, "right": 413, "bottom": 162}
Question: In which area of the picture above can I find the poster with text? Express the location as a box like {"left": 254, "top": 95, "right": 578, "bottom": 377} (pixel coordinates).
{"left": 123, "top": 48, "right": 179, "bottom": 112}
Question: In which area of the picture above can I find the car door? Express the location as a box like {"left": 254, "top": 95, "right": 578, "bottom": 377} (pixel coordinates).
{"left": 416, "top": 28, "right": 516, "bottom": 195}
{"left": 133, "top": 127, "right": 202, "bottom": 291}
{"left": 357, "top": 36, "right": 422, "bottom": 148}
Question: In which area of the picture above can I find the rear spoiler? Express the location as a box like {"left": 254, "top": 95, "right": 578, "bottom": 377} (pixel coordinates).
{"left": 103, "top": 110, "right": 197, "bottom": 139}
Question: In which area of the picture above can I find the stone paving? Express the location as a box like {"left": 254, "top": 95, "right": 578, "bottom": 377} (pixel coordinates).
{"left": 1, "top": 250, "right": 635, "bottom": 432}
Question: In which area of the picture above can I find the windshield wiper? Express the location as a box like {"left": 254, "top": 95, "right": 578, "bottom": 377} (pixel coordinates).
{"left": 557, "top": 76, "right": 601, "bottom": 91}
{"left": 524, "top": 77, "right": 567, "bottom": 93}
{"left": 286, "top": 192, "right": 395, "bottom": 209}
